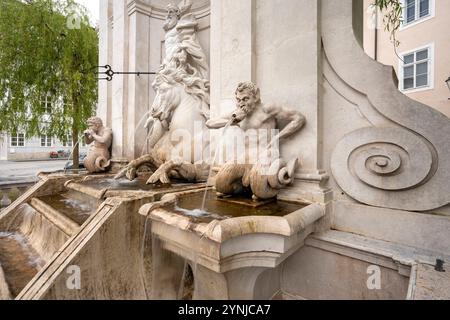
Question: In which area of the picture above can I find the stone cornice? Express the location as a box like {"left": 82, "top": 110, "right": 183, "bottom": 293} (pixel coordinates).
{"left": 127, "top": 0, "right": 153, "bottom": 17}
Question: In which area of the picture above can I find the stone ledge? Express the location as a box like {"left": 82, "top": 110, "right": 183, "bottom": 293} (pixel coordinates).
{"left": 332, "top": 201, "right": 450, "bottom": 256}
{"left": 409, "top": 263, "right": 450, "bottom": 300}
{"left": 306, "top": 230, "right": 450, "bottom": 277}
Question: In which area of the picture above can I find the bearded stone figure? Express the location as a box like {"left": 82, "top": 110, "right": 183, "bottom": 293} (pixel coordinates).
{"left": 207, "top": 82, "right": 306, "bottom": 200}
{"left": 143, "top": 0, "right": 210, "bottom": 148}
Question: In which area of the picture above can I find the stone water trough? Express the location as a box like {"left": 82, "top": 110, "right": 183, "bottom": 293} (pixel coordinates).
{"left": 139, "top": 188, "right": 326, "bottom": 300}
{"left": 0, "top": 172, "right": 203, "bottom": 300}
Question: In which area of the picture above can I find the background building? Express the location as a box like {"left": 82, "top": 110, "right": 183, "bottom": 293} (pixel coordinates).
{"left": 363, "top": 0, "right": 450, "bottom": 117}
{"left": 0, "top": 132, "right": 87, "bottom": 161}
{"left": 0, "top": 95, "right": 87, "bottom": 161}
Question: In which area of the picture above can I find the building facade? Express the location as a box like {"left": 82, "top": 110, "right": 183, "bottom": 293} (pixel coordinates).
{"left": 0, "top": 132, "right": 87, "bottom": 161}
{"left": 0, "top": 95, "right": 88, "bottom": 161}
{"left": 363, "top": 0, "right": 450, "bottom": 117}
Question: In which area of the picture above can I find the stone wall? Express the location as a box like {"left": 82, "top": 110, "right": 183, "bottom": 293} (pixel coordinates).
{"left": 281, "top": 245, "right": 409, "bottom": 300}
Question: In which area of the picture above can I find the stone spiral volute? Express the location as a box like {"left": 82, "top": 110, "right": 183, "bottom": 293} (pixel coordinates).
{"left": 331, "top": 127, "right": 440, "bottom": 211}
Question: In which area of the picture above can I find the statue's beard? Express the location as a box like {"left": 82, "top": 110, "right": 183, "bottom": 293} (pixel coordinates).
{"left": 163, "top": 19, "right": 177, "bottom": 31}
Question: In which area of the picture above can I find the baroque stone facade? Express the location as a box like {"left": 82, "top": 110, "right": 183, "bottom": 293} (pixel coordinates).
{"left": 1, "top": 0, "right": 447, "bottom": 300}
{"left": 95, "top": 0, "right": 450, "bottom": 299}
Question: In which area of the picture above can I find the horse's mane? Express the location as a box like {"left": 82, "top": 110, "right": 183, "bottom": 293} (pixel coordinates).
{"left": 153, "top": 55, "right": 210, "bottom": 119}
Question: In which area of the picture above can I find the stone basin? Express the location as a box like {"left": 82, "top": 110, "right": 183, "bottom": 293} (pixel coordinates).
{"left": 64, "top": 174, "right": 204, "bottom": 200}
{"left": 173, "top": 190, "right": 307, "bottom": 223}
{"left": 139, "top": 188, "right": 326, "bottom": 299}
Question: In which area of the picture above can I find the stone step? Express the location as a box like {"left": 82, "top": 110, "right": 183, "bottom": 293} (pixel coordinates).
{"left": 0, "top": 231, "right": 44, "bottom": 299}
{"left": 29, "top": 198, "right": 80, "bottom": 237}
{"left": 408, "top": 263, "right": 450, "bottom": 300}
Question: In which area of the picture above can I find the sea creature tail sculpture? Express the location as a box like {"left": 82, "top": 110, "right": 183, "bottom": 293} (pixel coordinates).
{"left": 94, "top": 157, "right": 111, "bottom": 172}
{"left": 249, "top": 158, "right": 298, "bottom": 200}
{"left": 215, "top": 158, "right": 298, "bottom": 200}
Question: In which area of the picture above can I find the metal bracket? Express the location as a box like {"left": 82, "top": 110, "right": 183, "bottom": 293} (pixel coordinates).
{"left": 95, "top": 65, "right": 156, "bottom": 81}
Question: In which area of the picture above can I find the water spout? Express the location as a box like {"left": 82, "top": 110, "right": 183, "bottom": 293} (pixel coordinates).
{"left": 63, "top": 134, "right": 84, "bottom": 174}
{"left": 201, "top": 120, "right": 233, "bottom": 211}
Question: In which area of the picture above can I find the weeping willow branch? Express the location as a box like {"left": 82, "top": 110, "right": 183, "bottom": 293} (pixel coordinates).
{"left": 372, "top": 0, "right": 404, "bottom": 62}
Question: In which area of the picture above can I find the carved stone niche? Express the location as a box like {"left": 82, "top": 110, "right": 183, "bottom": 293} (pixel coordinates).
{"left": 322, "top": 0, "right": 450, "bottom": 212}
{"left": 134, "top": 0, "right": 210, "bottom": 20}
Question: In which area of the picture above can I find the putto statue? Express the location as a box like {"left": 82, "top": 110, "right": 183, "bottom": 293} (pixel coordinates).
{"left": 207, "top": 82, "right": 306, "bottom": 200}
{"left": 83, "top": 117, "right": 113, "bottom": 173}
{"left": 116, "top": 0, "right": 210, "bottom": 183}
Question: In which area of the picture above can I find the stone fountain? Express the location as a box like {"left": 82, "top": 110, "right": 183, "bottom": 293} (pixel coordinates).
{"left": 0, "top": 0, "right": 449, "bottom": 300}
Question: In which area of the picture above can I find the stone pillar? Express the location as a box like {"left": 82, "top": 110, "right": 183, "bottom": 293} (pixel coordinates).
{"left": 275, "top": 0, "right": 331, "bottom": 204}
{"left": 110, "top": 0, "right": 129, "bottom": 163}
{"left": 192, "top": 266, "right": 278, "bottom": 300}
{"left": 210, "top": 0, "right": 256, "bottom": 117}
{"left": 127, "top": 0, "right": 152, "bottom": 159}
{"left": 210, "top": 0, "right": 330, "bottom": 203}
{"left": 98, "top": 0, "right": 113, "bottom": 128}
{"left": 192, "top": 265, "right": 229, "bottom": 300}
{"left": 209, "top": 0, "right": 255, "bottom": 165}
{"left": 151, "top": 237, "right": 187, "bottom": 299}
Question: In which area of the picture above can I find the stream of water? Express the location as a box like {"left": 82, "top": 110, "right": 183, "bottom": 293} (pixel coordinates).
{"left": 63, "top": 133, "right": 85, "bottom": 174}
{"left": 200, "top": 120, "right": 232, "bottom": 212}
{"left": 140, "top": 216, "right": 151, "bottom": 299}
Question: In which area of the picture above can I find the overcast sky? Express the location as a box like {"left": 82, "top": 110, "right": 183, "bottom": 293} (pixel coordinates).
{"left": 74, "top": 0, "right": 99, "bottom": 26}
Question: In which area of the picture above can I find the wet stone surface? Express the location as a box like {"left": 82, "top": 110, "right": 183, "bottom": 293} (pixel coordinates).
{"left": 38, "top": 194, "right": 95, "bottom": 225}
{"left": 174, "top": 190, "right": 306, "bottom": 224}
{"left": 0, "top": 232, "right": 43, "bottom": 298}
{"left": 80, "top": 176, "right": 192, "bottom": 192}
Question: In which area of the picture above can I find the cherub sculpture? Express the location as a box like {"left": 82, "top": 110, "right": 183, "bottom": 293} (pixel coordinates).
{"left": 83, "top": 117, "right": 113, "bottom": 173}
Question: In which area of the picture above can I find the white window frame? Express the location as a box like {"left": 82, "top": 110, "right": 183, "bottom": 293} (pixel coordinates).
{"left": 42, "top": 95, "right": 52, "bottom": 114}
{"left": 398, "top": 43, "right": 434, "bottom": 93}
{"left": 62, "top": 136, "right": 73, "bottom": 147}
{"left": 400, "top": 0, "right": 435, "bottom": 31}
{"left": 40, "top": 135, "right": 53, "bottom": 147}
{"left": 10, "top": 133, "right": 25, "bottom": 148}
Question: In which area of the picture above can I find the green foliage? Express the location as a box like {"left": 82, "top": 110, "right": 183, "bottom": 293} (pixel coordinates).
{"left": 373, "top": 0, "right": 403, "bottom": 47}
{"left": 7, "top": 187, "right": 21, "bottom": 202}
{"left": 0, "top": 0, "right": 98, "bottom": 141}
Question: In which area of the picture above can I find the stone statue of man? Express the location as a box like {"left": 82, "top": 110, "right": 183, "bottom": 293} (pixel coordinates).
{"left": 206, "top": 82, "right": 306, "bottom": 199}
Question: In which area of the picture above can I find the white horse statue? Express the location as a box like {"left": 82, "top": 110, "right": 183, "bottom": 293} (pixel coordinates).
{"left": 115, "top": 0, "right": 210, "bottom": 184}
